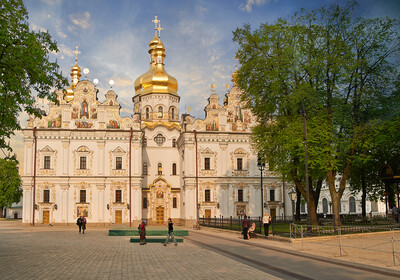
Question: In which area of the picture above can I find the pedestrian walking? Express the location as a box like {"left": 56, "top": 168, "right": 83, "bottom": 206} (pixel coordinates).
{"left": 163, "top": 218, "right": 177, "bottom": 246}
{"left": 76, "top": 216, "right": 84, "bottom": 234}
{"left": 242, "top": 215, "right": 250, "bottom": 240}
{"left": 139, "top": 220, "right": 146, "bottom": 245}
{"left": 81, "top": 216, "right": 86, "bottom": 234}
{"left": 393, "top": 206, "right": 399, "bottom": 223}
{"left": 263, "top": 212, "right": 272, "bottom": 236}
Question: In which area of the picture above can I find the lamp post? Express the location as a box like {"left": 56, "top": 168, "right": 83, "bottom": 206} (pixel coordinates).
{"left": 257, "top": 155, "right": 265, "bottom": 219}
{"left": 288, "top": 188, "right": 297, "bottom": 220}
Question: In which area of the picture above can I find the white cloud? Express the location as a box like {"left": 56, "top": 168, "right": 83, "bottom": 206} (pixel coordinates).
{"left": 41, "top": 0, "right": 61, "bottom": 5}
{"left": 31, "top": 23, "right": 47, "bottom": 33}
{"left": 240, "top": 0, "right": 270, "bottom": 12}
{"left": 69, "top": 12, "right": 91, "bottom": 29}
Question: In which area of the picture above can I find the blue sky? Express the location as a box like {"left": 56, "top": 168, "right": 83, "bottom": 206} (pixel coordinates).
{"left": 10, "top": 0, "right": 400, "bottom": 163}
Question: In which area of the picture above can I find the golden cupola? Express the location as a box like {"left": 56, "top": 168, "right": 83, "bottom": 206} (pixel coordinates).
{"left": 64, "top": 47, "right": 82, "bottom": 102}
{"left": 134, "top": 32, "right": 178, "bottom": 96}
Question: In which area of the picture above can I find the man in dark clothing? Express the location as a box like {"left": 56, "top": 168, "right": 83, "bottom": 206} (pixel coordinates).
{"left": 77, "top": 216, "right": 83, "bottom": 233}
{"left": 242, "top": 215, "right": 250, "bottom": 239}
{"left": 163, "top": 218, "right": 177, "bottom": 246}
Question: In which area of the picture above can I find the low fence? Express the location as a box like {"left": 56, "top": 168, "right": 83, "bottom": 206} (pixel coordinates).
{"left": 199, "top": 215, "right": 399, "bottom": 238}
{"left": 290, "top": 224, "right": 400, "bottom": 266}
{"left": 198, "top": 216, "right": 293, "bottom": 236}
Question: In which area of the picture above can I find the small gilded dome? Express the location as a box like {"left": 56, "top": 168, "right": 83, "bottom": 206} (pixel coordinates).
{"left": 134, "top": 35, "right": 178, "bottom": 96}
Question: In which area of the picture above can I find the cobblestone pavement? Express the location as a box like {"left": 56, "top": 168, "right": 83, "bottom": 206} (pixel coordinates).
{"left": 0, "top": 221, "right": 280, "bottom": 280}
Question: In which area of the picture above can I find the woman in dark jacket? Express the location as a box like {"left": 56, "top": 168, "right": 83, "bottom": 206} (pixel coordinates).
{"left": 139, "top": 220, "right": 146, "bottom": 245}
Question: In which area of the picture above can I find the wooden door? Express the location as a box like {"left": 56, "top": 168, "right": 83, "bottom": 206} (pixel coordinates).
{"left": 115, "top": 210, "right": 122, "bottom": 224}
{"left": 270, "top": 208, "right": 276, "bottom": 222}
{"left": 42, "top": 210, "right": 49, "bottom": 224}
{"left": 205, "top": 209, "right": 211, "bottom": 219}
{"left": 156, "top": 206, "right": 164, "bottom": 225}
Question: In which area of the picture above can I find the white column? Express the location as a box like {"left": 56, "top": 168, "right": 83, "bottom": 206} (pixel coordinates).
{"left": 97, "top": 185, "right": 105, "bottom": 223}
{"left": 61, "top": 184, "right": 69, "bottom": 223}
{"left": 25, "top": 141, "right": 33, "bottom": 176}
{"left": 97, "top": 141, "right": 105, "bottom": 175}
{"left": 23, "top": 187, "right": 32, "bottom": 223}
{"left": 61, "top": 141, "right": 69, "bottom": 175}
{"left": 132, "top": 182, "right": 142, "bottom": 222}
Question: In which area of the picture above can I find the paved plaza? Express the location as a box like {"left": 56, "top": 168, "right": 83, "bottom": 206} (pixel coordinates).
{"left": 1, "top": 220, "right": 400, "bottom": 279}
{"left": 0, "top": 221, "right": 278, "bottom": 280}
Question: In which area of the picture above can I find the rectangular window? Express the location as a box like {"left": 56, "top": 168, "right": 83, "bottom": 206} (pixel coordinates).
{"left": 43, "top": 190, "right": 50, "bottom": 203}
{"left": 80, "top": 190, "right": 86, "bottom": 203}
{"left": 205, "top": 190, "right": 211, "bottom": 202}
{"left": 204, "top": 158, "right": 210, "bottom": 170}
{"left": 270, "top": 189, "right": 275, "bottom": 202}
{"left": 80, "top": 156, "right": 87, "bottom": 170}
{"left": 238, "top": 189, "right": 243, "bottom": 202}
{"left": 115, "top": 190, "right": 122, "bottom": 203}
{"left": 237, "top": 158, "right": 243, "bottom": 170}
{"left": 44, "top": 156, "right": 51, "bottom": 169}
{"left": 116, "top": 157, "right": 122, "bottom": 170}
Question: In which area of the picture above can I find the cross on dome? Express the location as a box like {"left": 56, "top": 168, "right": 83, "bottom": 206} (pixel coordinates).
{"left": 157, "top": 22, "right": 164, "bottom": 38}
{"left": 152, "top": 15, "right": 160, "bottom": 35}
{"left": 73, "top": 46, "right": 81, "bottom": 63}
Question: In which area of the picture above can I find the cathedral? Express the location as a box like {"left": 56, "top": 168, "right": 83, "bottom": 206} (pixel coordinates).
{"left": 21, "top": 19, "right": 285, "bottom": 226}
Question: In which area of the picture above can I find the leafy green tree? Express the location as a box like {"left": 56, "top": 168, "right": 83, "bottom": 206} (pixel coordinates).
{"left": 0, "top": 158, "right": 22, "bottom": 217}
{"left": 234, "top": 2, "right": 400, "bottom": 225}
{"left": 0, "top": 0, "right": 67, "bottom": 157}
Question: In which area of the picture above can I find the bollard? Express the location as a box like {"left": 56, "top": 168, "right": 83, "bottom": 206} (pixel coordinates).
{"left": 392, "top": 229, "right": 396, "bottom": 266}
{"left": 338, "top": 226, "right": 343, "bottom": 257}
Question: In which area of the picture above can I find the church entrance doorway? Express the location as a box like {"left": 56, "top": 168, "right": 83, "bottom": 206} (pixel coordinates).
{"left": 42, "top": 210, "right": 49, "bottom": 224}
{"left": 270, "top": 208, "right": 276, "bottom": 222}
{"left": 205, "top": 209, "right": 211, "bottom": 219}
{"left": 14, "top": 213, "right": 18, "bottom": 219}
{"left": 156, "top": 206, "right": 164, "bottom": 225}
{"left": 115, "top": 210, "right": 122, "bottom": 224}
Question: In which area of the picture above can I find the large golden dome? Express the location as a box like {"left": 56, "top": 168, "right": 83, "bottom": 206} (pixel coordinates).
{"left": 134, "top": 34, "right": 178, "bottom": 96}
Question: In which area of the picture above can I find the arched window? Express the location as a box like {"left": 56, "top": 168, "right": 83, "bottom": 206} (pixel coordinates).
{"left": 172, "top": 139, "right": 176, "bottom": 147}
{"left": 322, "top": 198, "right": 328, "bottom": 214}
{"left": 158, "top": 163, "right": 162, "bottom": 175}
{"left": 349, "top": 196, "right": 356, "bottom": 213}
{"left": 158, "top": 106, "right": 163, "bottom": 118}
{"left": 173, "top": 197, "right": 177, "bottom": 208}
{"left": 143, "top": 197, "right": 147, "bottom": 209}
{"left": 143, "top": 163, "right": 148, "bottom": 175}
{"left": 171, "top": 107, "right": 175, "bottom": 120}
{"left": 146, "top": 107, "right": 150, "bottom": 119}
{"left": 172, "top": 163, "right": 177, "bottom": 175}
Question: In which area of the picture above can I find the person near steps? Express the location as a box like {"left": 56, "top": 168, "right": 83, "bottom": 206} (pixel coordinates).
{"left": 163, "top": 218, "right": 177, "bottom": 246}
{"left": 263, "top": 212, "right": 272, "bottom": 236}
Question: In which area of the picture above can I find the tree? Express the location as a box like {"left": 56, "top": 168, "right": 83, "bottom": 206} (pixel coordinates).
{"left": 0, "top": 0, "right": 67, "bottom": 157}
{"left": 0, "top": 158, "right": 22, "bottom": 217}
{"left": 234, "top": 2, "right": 400, "bottom": 225}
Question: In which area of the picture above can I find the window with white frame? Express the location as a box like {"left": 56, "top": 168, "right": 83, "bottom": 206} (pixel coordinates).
{"left": 40, "top": 146, "right": 55, "bottom": 170}
{"left": 111, "top": 147, "right": 126, "bottom": 170}
{"left": 76, "top": 146, "right": 90, "bottom": 171}
{"left": 201, "top": 148, "right": 214, "bottom": 171}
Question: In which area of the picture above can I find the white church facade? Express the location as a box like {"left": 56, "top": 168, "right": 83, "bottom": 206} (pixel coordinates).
{"left": 21, "top": 21, "right": 287, "bottom": 226}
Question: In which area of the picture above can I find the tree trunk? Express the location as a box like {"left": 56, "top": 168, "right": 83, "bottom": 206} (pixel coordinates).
{"left": 361, "top": 168, "right": 366, "bottom": 218}
{"left": 295, "top": 188, "right": 301, "bottom": 221}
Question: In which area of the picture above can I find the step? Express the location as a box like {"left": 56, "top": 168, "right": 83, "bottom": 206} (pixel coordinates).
{"left": 130, "top": 237, "right": 184, "bottom": 243}
{"left": 109, "top": 228, "right": 189, "bottom": 236}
